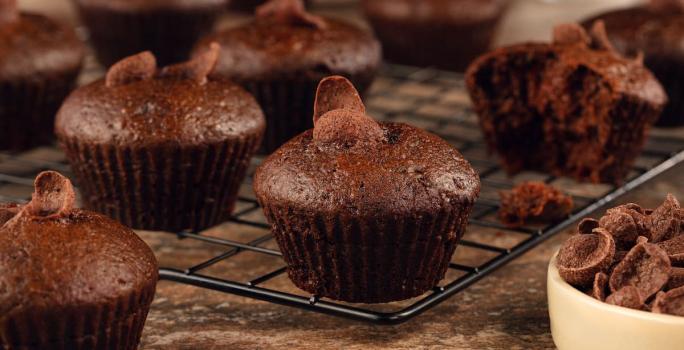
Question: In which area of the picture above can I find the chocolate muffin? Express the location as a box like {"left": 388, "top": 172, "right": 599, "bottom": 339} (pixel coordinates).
{"left": 466, "top": 22, "right": 667, "bottom": 185}
{"left": 193, "top": 0, "right": 381, "bottom": 153}
{"left": 74, "top": 0, "right": 229, "bottom": 67}
{"left": 362, "top": 0, "right": 507, "bottom": 72}
{"left": 0, "top": 0, "right": 84, "bottom": 151}
{"left": 228, "top": 0, "right": 310, "bottom": 12}
{"left": 0, "top": 171, "right": 158, "bottom": 350}
{"left": 55, "top": 45, "right": 265, "bottom": 232}
{"left": 254, "top": 76, "right": 480, "bottom": 303}
{"left": 582, "top": 0, "right": 684, "bottom": 126}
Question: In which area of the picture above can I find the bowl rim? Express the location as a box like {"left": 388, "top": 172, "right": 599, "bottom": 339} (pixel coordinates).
{"left": 548, "top": 250, "right": 684, "bottom": 324}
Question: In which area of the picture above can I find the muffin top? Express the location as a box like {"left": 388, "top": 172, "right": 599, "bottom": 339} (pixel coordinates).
{"left": 254, "top": 76, "right": 480, "bottom": 217}
{"left": 582, "top": 0, "right": 684, "bottom": 59}
{"left": 0, "top": 171, "right": 158, "bottom": 319}
{"left": 193, "top": 0, "right": 381, "bottom": 81}
{"left": 468, "top": 22, "right": 667, "bottom": 106}
{"left": 56, "top": 44, "right": 266, "bottom": 146}
{"left": 0, "top": 1, "right": 84, "bottom": 79}
{"left": 74, "top": 0, "right": 229, "bottom": 11}
{"left": 362, "top": 0, "right": 507, "bottom": 23}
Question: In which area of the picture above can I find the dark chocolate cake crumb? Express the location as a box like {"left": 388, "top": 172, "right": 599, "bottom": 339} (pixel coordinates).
{"left": 498, "top": 181, "right": 574, "bottom": 228}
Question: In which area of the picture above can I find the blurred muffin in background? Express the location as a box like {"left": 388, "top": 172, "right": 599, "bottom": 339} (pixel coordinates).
{"left": 362, "top": 0, "right": 508, "bottom": 72}
{"left": 228, "top": 0, "right": 310, "bottom": 12}
{"left": 194, "top": 0, "right": 381, "bottom": 153}
{"left": 74, "top": 0, "right": 228, "bottom": 67}
{"left": 582, "top": 0, "right": 684, "bottom": 126}
{"left": 0, "top": 0, "right": 84, "bottom": 151}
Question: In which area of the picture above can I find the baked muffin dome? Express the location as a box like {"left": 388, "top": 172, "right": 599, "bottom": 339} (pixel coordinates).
{"left": 193, "top": 0, "right": 381, "bottom": 153}
{"left": 0, "top": 0, "right": 84, "bottom": 150}
{"left": 74, "top": 0, "right": 229, "bottom": 66}
{"left": 254, "top": 76, "right": 479, "bottom": 303}
{"left": 0, "top": 171, "right": 158, "bottom": 350}
{"left": 56, "top": 46, "right": 265, "bottom": 232}
{"left": 466, "top": 22, "right": 666, "bottom": 184}
{"left": 582, "top": 1, "right": 684, "bottom": 126}
{"left": 362, "top": 0, "right": 507, "bottom": 72}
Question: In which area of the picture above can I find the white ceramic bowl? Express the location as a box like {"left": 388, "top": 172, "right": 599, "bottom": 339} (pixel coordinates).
{"left": 547, "top": 251, "right": 684, "bottom": 350}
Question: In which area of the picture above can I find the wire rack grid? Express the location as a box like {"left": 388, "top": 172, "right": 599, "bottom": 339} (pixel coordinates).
{"left": 1, "top": 65, "right": 684, "bottom": 325}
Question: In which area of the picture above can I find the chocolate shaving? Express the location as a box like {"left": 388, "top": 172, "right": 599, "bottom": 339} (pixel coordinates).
{"left": 552, "top": 23, "right": 591, "bottom": 46}
{"left": 161, "top": 42, "right": 220, "bottom": 85}
{"left": 648, "top": 194, "right": 682, "bottom": 243}
{"left": 578, "top": 218, "right": 599, "bottom": 234}
{"left": 657, "top": 234, "right": 684, "bottom": 266}
{"left": 105, "top": 51, "right": 157, "bottom": 88}
{"left": 609, "top": 242, "right": 672, "bottom": 302}
{"left": 312, "top": 76, "right": 385, "bottom": 150}
{"left": 557, "top": 228, "right": 615, "bottom": 287}
{"left": 0, "top": 0, "right": 18, "bottom": 26}
{"left": 667, "top": 267, "right": 684, "bottom": 290}
{"left": 313, "top": 76, "right": 366, "bottom": 124}
{"left": 588, "top": 21, "right": 617, "bottom": 53}
{"left": 498, "top": 182, "right": 574, "bottom": 228}
{"left": 256, "top": 0, "right": 326, "bottom": 29}
{"left": 606, "top": 286, "right": 645, "bottom": 310}
{"left": 592, "top": 272, "right": 609, "bottom": 301}
{"left": 652, "top": 287, "right": 684, "bottom": 316}
{"left": 23, "top": 171, "right": 75, "bottom": 218}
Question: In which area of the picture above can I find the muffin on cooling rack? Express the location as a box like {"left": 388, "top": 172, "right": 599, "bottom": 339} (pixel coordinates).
{"left": 254, "top": 76, "right": 480, "bottom": 303}
{"left": 466, "top": 22, "right": 666, "bottom": 185}
{"left": 362, "top": 0, "right": 507, "bottom": 72}
{"left": 73, "top": 0, "right": 228, "bottom": 66}
{"left": 55, "top": 45, "right": 265, "bottom": 232}
{"left": 228, "top": 0, "right": 310, "bottom": 12}
{"left": 193, "top": 0, "right": 381, "bottom": 153}
{"left": 0, "top": 171, "right": 158, "bottom": 350}
{"left": 0, "top": 0, "right": 84, "bottom": 151}
{"left": 581, "top": 0, "right": 684, "bottom": 126}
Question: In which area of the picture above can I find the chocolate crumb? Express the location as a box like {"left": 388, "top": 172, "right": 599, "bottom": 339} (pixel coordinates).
{"left": 498, "top": 182, "right": 574, "bottom": 228}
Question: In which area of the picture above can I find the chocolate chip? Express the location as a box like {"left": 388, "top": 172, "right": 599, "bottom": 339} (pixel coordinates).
{"left": 657, "top": 234, "right": 684, "bottom": 266}
{"left": 609, "top": 242, "right": 672, "bottom": 302}
{"left": 606, "top": 286, "right": 645, "bottom": 310}
{"left": 161, "top": 42, "right": 220, "bottom": 85}
{"left": 557, "top": 228, "right": 615, "bottom": 287}
{"left": 105, "top": 51, "right": 157, "bottom": 88}
{"left": 592, "top": 272, "right": 609, "bottom": 301}
{"left": 648, "top": 194, "right": 682, "bottom": 243}
{"left": 578, "top": 218, "right": 599, "bottom": 234}
{"left": 652, "top": 287, "right": 684, "bottom": 316}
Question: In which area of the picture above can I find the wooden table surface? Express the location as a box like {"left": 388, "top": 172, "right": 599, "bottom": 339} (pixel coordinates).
{"left": 16, "top": 0, "right": 682, "bottom": 349}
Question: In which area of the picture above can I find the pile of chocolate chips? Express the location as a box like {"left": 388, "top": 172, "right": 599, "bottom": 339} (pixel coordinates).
{"left": 556, "top": 194, "right": 684, "bottom": 316}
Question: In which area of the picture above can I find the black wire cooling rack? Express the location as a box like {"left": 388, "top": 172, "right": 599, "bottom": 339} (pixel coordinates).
{"left": 2, "top": 65, "right": 684, "bottom": 325}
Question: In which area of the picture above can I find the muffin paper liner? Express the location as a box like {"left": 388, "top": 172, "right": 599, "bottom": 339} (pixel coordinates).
{"left": 647, "top": 57, "right": 684, "bottom": 127}
{"left": 0, "top": 72, "right": 79, "bottom": 151}
{"left": 0, "top": 279, "right": 156, "bottom": 350}
{"left": 60, "top": 135, "right": 261, "bottom": 232}
{"left": 242, "top": 75, "right": 376, "bottom": 154}
{"left": 77, "top": 5, "right": 223, "bottom": 67}
{"left": 260, "top": 203, "right": 474, "bottom": 303}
